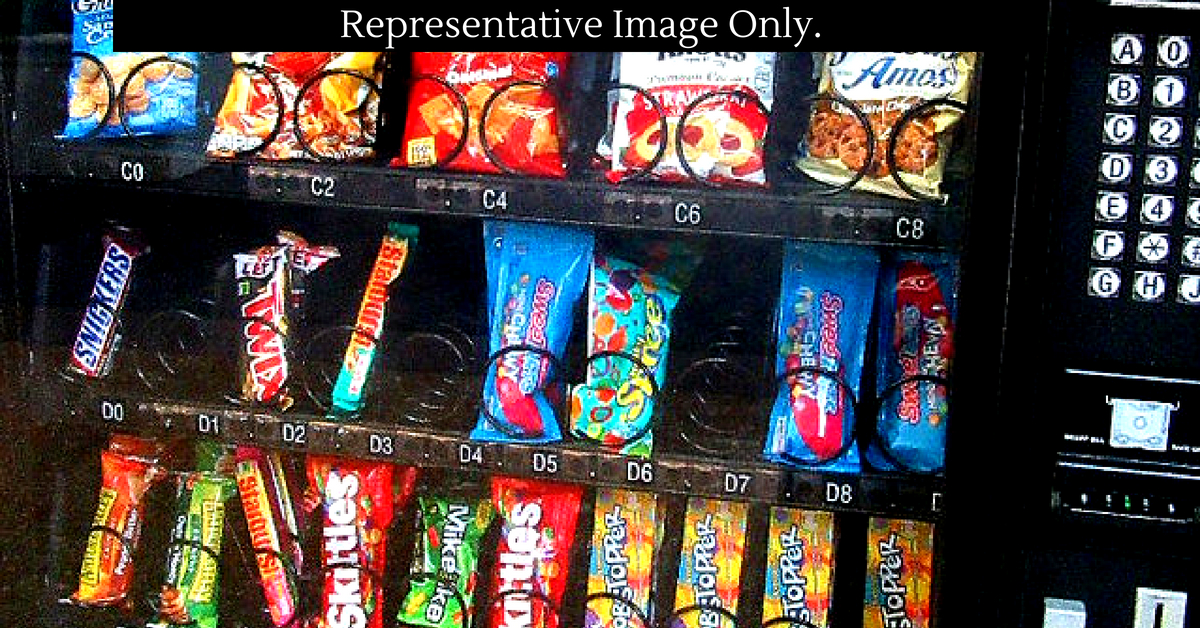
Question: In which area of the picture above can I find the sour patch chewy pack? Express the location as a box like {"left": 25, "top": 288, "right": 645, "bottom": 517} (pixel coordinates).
{"left": 69, "top": 228, "right": 146, "bottom": 379}
{"left": 863, "top": 518, "right": 935, "bottom": 628}
{"left": 474, "top": 221, "right": 593, "bottom": 443}
{"left": 671, "top": 497, "right": 749, "bottom": 628}
{"left": 398, "top": 492, "right": 495, "bottom": 628}
{"left": 488, "top": 476, "right": 585, "bottom": 628}
{"left": 763, "top": 241, "right": 878, "bottom": 470}
{"left": 585, "top": 488, "right": 661, "bottom": 628}
{"left": 762, "top": 507, "right": 835, "bottom": 628}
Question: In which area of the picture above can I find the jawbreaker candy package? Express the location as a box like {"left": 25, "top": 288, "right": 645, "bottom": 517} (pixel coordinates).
{"left": 473, "top": 220, "right": 593, "bottom": 444}
{"left": 584, "top": 488, "right": 662, "bottom": 628}
{"left": 763, "top": 240, "right": 879, "bottom": 472}
{"left": 863, "top": 518, "right": 935, "bottom": 628}
{"left": 671, "top": 497, "right": 749, "bottom": 628}
{"left": 864, "top": 252, "right": 957, "bottom": 474}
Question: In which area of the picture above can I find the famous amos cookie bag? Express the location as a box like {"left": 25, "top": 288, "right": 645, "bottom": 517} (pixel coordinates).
{"left": 394, "top": 52, "right": 570, "bottom": 177}
{"left": 207, "top": 52, "right": 384, "bottom": 161}
{"left": 600, "top": 52, "right": 775, "bottom": 186}
{"left": 794, "top": 53, "right": 977, "bottom": 201}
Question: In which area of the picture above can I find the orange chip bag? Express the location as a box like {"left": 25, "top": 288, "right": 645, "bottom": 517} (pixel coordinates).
{"left": 207, "top": 52, "right": 384, "bottom": 161}
{"left": 393, "top": 52, "right": 569, "bottom": 177}
{"left": 795, "top": 52, "right": 977, "bottom": 201}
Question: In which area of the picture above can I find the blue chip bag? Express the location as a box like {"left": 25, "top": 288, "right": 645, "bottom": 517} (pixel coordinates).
{"left": 472, "top": 220, "right": 593, "bottom": 443}
{"left": 865, "top": 252, "right": 957, "bottom": 474}
{"left": 61, "top": 1, "right": 198, "bottom": 139}
{"left": 763, "top": 241, "right": 878, "bottom": 472}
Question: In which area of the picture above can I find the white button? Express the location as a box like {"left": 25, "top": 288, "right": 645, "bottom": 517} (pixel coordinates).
{"left": 1153, "top": 75, "right": 1187, "bottom": 107}
{"left": 1103, "top": 113, "right": 1138, "bottom": 145}
{"left": 1109, "top": 397, "right": 1173, "bottom": 451}
{"left": 1145, "top": 155, "right": 1180, "bottom": 185}
{"left": 1148, "top": 115, "right": 1183, "bottom": 147}
{"left": 1191, "top": 159, "right": 1200, "bottom": 188}
{"left": 1089, "top": 267, "right": 1122, "bottom": 297}
{"left": 1112, "top": 34, "right": 1146, "bottom": 64}
{"left": 1189, "top": 198, "right": 1200, "bottom": 227}
{"left": 1137, "top": 232, "right": 1171, "bottom": 263}
{"left": 1179, "top": 274, "right": 1200, "bottom": 303}
{"left": 1182, "top": 235, "right": 1200, "bottom": 266}
{"left": 1133, "top": 270, "right": 1168, "bottom": 301}
{"left": 1093, "top": 230, "right": 1126, "bottom": 260}
{"left": 1141, "top": 194, "right": 1175, "bottom": 224}
{"left": 1108, "top": 73, "right": 1142, "bottom": 105}
{"left": 1100, "top": 152, "right": 1134, "bottom": 184}
{"left": 1097, "top": 191, "right": 1130, "bottom": 222}
{"left": 1158, "top": 35, "right": 1192, "bottom": 67}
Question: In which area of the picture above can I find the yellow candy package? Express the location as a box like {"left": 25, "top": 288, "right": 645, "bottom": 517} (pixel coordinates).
{"left": 762, "top": 507, "right": 835, "bottom": 628}
{"left": 670, "top": 498, "right": 748, "bottom": 628}
{"left": 585, "top": 488, "right": 662, "bottom": 628}
{"left": 863, "top": 517, "right": 935, "bottom": 628}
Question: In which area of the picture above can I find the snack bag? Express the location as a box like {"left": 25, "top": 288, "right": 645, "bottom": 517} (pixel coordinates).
{"left": 207, "top": 52, "right": 384, "bottom": 160}
{"left": 307, "top": 455, "right": 409, "bottom": 628}
{"left": 330, "top": 223, "right": 418, "bottom": 417}
{"left": 397, "top": 492, "right": 495, "bottom": 628}
{"left": 147, "top": 472, "right": 236, "bottom": 628}
{"left": 234, "top": 447, "right": 306, "bottom": 627}
{"left": 585, "top": 488, "right": 661, "bottom": 628}
{"left": 671, "top": 497, "right": 749, "bottom": 628}
{"left": 602, "top": 52, "right": 775, "bottom": 186}
{"left": 394, "top": 52, "right": 570, "bottom": 177}
{"left": 795, "top": 53, "right": 977, "bottom": 201}
{"left": 473, "top": 221, "right": 593, "bottom": 443}
{"left": 61, "top": 1, "right": 198, "bottom": 139}
{"left": 72, "top": 434, "right": 167, "bottom": 607}
{"left": 863, "top": 518, "right": 935, "bottom": 628}
{"left": 763, "top": 241, "right": 878, "bottom": 471}
{"left": 69, "top": 228, "right": 147, "bottom": 379}
{"left": 488, "top": 476, "right": 585, "bottom": 628}
{"left": 762, "top": 507, "right": 835, "bottom": 628}
{"left": 866, "top": 253, "right": 957, "bottom": 474}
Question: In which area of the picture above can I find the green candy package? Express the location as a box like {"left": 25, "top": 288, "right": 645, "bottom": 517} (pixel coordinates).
{"left": 397, "top": 492, "right": 496, "bottom": 628}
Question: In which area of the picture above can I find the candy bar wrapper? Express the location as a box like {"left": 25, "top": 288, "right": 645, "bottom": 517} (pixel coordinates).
{"left": 488, "top": 476, "right": 585, "bottom": 628}
{"left": 762, "top": 507, "right": 835, "bottom": 628}
{"left": 331, "top": 223, "right": 418, "bottom": 417}
{"left": 69, "top": 228, "right": 147, "bottom": 379}
{"left": 569, "top": 248, "right": 691, "bottom": 457}
{"left": 147, "top": 472, "right": 236, "bottom": 628}
{"left": 308, "top": 455, "right": 405, "bottom": 628}
{"left": 61, "top": 1, "right": 198, "bottom": 139}
{"left": 863, "top": 518, "right": 935, "bottom": 628}
{"left": 866, "top": 253, "right": 957, "bottom": 474}
{"left": 585, "top": 488, "right": 661, "bottom": 628}
{"left": 671, "top": 497, "right": 749, "bottom": 628}
{"left": 763, "top": 241, "right": 879, "bottom": 472}
{"left": 473, "top": 221, "right": 593, "bottom": 443}
{"left": 235, "top": 446, "right": 306, "bottom": 627}
{"left": 207, "top": 52, "right": 384, "bottom": 161}
{"left": 397, "top": 492, "right": 495, "bottom": 628}
{"left": 278, "top": 230, "right": 341, "bottom": 319}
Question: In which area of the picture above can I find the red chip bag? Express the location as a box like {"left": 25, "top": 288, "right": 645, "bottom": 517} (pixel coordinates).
{"left": 394, "top": 52, "right": 569, "bottom": 177}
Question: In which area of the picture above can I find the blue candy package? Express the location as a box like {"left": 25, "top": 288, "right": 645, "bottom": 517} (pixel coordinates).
{"left": 763, "top": 241, "right": 879, "bottom": 472}
{"left": 61, "top": 1, "right": 198, "bottom": 139}
{"left": 472, "top": 220, "right": 593, "bottom": 443}
{"left": 865, "top": 252, "right": 957, "bottom": 474}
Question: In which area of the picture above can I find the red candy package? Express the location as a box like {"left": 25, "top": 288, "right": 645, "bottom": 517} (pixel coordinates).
{"left": 488, "top": 476, "right": 584, "bottom": 628}
{"left": 306, "top": 455, "right": 414, "bottom": 628}
{"left": 393, "top": 52, "right": 569, "bottom": 177}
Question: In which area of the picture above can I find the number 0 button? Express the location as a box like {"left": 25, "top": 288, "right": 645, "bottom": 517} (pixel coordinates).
{"left": 1158, "top": 36, "right": 1191, "bottom": 68}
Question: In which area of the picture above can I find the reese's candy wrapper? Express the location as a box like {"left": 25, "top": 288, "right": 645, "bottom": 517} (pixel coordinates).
{"left": 72, "top": 435, "right": 166, "bottom": 607}
{"left": 488, "top": 476, "right": 585, "bottom": 628}
{"left": 585, "top": 488, "right": 661, "bottom": 628}
{"left": 866, "top": 253, "right": 957, "bottom": 474}
{"left": 863, "top": 518, "right": 935, "bottom": 628}
{"left": 473, "top": 221, "right": 593, "bottom": 443}
{"left": 569, "top": 244, "right": 695, "bottom": 457}
{"left": 762, "top": 507, "right": 834, "bottom": 628}
{"left": 670, "top": 497, "right": 748, "bottom": 628}
{"left": 235, "top": 446, "right": 306, "bottom": 627}
{"left": 397, "top": 493, "right": 495, "bottom": 628}
{"left": 69, "top": 228, "right": 146, "bottom": 379}
{"left": 763, "top": 241, "right": 878, "bottom": 472}
{"left": 307, "top": 455, "right": 405, "bottom": 628}
{"left": 330, "top": 223, "right": 418, "bottom": 417}
{"left": 147, "top": 472, "right": 236, "bottom": 628}
{"left": 394, "top": 52, "right": 570, "bottom": 177}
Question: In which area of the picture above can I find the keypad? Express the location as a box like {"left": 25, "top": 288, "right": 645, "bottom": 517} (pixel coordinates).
{"left": 1091, "top": 32, "right": 1200, "bottom": 305}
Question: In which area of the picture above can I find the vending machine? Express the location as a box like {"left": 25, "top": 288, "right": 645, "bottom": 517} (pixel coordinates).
{"left": 0, "top": 2, "right": 1099, "bottom": 628}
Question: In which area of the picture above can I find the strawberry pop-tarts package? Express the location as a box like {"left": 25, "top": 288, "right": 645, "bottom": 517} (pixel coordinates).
{"left": 670, "top": 497, "right": 749, "bottom": 628}
{"left": 585, "top": 488, "right": 662, "bottom": 628}
{"left": 761, "top": 507, "right": 835, "bottom": 628}
{"left": 863, "top": 517, "right": 936, "bottom": 628}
